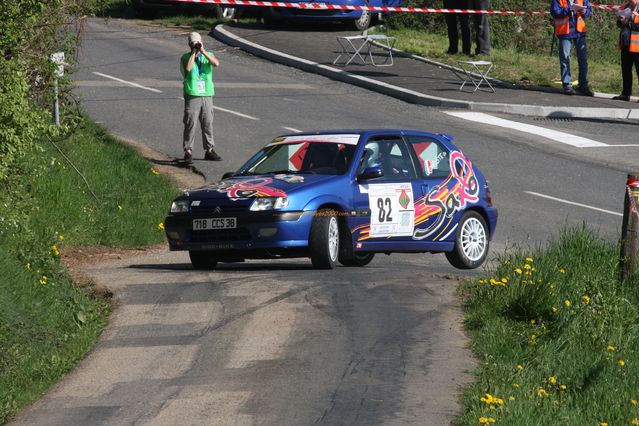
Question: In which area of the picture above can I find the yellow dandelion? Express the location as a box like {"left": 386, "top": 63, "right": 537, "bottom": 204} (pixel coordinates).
{"left": 618, "top": 359, "right": 626, "bottom": 366}
{"left": 548, "top": 376, "right": 557, "bottom": 384}
{"left": 515, "top": 268, "right": 522, "bottom": 274}
{"left": 531, "top": 319, "right": 537, "bottom": 325}
{"left": 524, "top": 264, "right": 532, "bottom": 270}
{"left": 479, "top": 418, "right": 496, "bottom": 424}
{"left": 559, "top": 268, "right": 566, "bottom": 273}
{"left": 631, "top": 419, "right": 639, "bottom": 425}
{"left": 509, "top": 396, "right": 515, "bottom": 401}
{"left": 51, "top": 245, "right": 60, "bottom": 256}
{"left": 560, "top": 384, "right": 567, "bottom": 390}
{"left": 39, "top": 276, "right": 48, "bottom": 285}
{"left": 25, "top": 263, "right": 31, "bottom": 270}
{"left": 151, "top": 168, "right": 160, "bottom": 175}
{"left": 501, "top": 277, "right": 508, "bottom": 284}
{"left": 582, "top": 295, "right": 591, "bottom": 304}
{"left": 513, "top": 383, "right": 520, "bottom": 388}
{"left": 118, "top": 204, "right": 123, "bottom": 210}
{"left": 551, "top": 306, "right": 558, "bottom": 313}
{"left": 601, "top": 422, "right": 608, "bottom": 426}
{"left": 517, "top": 364, "right": 523, "bottom": 370}
{"left": 564, "top": 299, "right": 572, "bottom": 307}
{"left": 537, "top": 388, "right": 548, "bottom": 397}
{"left": 526, "top": 257, "right": 534, "bottom": 262}
{"left": 157, "top": 222, "right": 165, "bottom": 231}
{"left": 607, "top": 345, "right": 616, "bottom": 351}
{"left": 631, "top": 399, "right": 638, "bottom": 406}
{"left": 58, "top": 234, "right": 64, "bottom": 241}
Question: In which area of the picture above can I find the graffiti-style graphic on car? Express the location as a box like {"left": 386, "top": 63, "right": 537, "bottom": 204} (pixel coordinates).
{"left": 208, "top": 177, "right": 287, "bottom": 200}
{"left": 413, "top": 151, "right": 479, "bottom": 240}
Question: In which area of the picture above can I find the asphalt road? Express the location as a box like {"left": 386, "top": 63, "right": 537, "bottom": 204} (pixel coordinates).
{"left": 11, "top": 17, "right": 639, "bottom": 425}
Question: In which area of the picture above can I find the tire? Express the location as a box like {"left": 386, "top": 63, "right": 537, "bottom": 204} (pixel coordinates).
{"left": 215, "top": 5, "right": 238, "bottom": 21}
{"left": 339, "top": 251, "right": 375, "bottom": 267}
{"left": 353, "top": 3, "right": 372, "bottom": 31}
{"left": 445, "top": 211, "right": 489, "bottom": 269}
{"left": 129, "top": 0, "right": 158, "bottom": 18}
{"left": 189, "top": 250, "right": 219, "bottom": 270}
{"left": 309, "top": 209, "right": 340, "bottom": 269}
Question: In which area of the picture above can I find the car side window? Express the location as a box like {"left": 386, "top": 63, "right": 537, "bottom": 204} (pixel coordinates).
{"left": 357, "top": 137, "right": 417, "bottom": 181}
{"left": 406, "top": 136, "right": 451, "bottom": 179}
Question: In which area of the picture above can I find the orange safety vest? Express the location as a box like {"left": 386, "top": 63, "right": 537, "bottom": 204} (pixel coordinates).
{"left": 554, "top": 0, "right": 586, "bottom": 36}
{"left": 631, "top": 14, "right": 639, "bottom": 52}
{"left": 617, "top": 8, "right": 639, "bottom": 52}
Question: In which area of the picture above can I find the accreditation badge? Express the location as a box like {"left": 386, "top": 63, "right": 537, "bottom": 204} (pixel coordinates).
{"left": 196, "top": 79, "right": 206, "bottom": 94}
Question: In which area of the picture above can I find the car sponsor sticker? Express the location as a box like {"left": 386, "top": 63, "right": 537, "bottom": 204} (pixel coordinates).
{"left": 269, "top": 134, "right": 360, "bottom": 146}
{"left": 368, "top": 183, "right": 415, "bottom": 237}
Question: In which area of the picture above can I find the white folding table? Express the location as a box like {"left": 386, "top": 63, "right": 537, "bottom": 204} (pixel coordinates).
{"left": 333, "top": 35, "right": 396, "bottom": 67}
{"left": 456, "top": 60, "right": 495, "bottom": 93}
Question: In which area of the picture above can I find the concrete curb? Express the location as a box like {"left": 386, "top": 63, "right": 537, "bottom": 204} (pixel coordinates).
{"left": 214, "top": 25, "right": 639, "bottom": 120}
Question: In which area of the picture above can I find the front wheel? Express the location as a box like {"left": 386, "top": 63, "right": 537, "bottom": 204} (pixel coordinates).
{"left": 189, "top": 250, "right": 219, "bottom": 270}
{"left": 445, "top": 211, "right": 489, "bottom": 269}
{"left": 309, "top": 209, "right": 340, "bottom": 269}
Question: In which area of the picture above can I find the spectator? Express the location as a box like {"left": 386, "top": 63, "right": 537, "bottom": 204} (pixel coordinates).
{"left": 550, "top": 0, "right": 594, "bottom": 96}
{"left": 180, "top": 32, "right": 221, "bottom": 163}
{"left": 471, "top": 0, "right": 491, "bottom": 55}
{"left": 612, "top": 0, "right": 639, "bottom": 102}
{"left": 444, "top": 0, "right": 471, "bottom": 55}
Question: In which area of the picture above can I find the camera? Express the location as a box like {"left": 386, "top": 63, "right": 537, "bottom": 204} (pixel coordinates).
{"left": 193, "top": 42, "right": 202, "bottom": 49}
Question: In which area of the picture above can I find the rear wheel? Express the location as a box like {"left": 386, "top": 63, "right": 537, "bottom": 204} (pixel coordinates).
{"left": 215, "top": 5, "right": 238, "bottom": 21}
{"left": 189, "top": 250, "right": 219, "bottom": 270}
{"left": 445, "top": 211, "right": 489, "bottom": 269}
{"left": 353, "top": 2, "right": 372, "bottom": 31}
{"left": 309, "top": 209, "right": 340, "bottom": 269}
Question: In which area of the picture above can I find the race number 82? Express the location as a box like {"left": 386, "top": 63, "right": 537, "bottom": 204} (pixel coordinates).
{"left": 377, "top": 197, "right": 393, "bottom": 222}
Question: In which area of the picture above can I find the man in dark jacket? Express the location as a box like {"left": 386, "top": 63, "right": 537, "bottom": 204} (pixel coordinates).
{"left": 613, "top": 0, "right": 639, "bottom": 101}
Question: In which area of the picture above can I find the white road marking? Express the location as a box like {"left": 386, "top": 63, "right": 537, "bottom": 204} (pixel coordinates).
{"left": 92, "top": 71, "right": 163, "bottom": 93}
{"left": 445, "top": 111, "right": 608, "bottom": 148}
{"left": 213, "top": 106, "right": 259, "bottom": 121}
{"left": 176, "top": 97, "right": 259, "bottom": 120}
{"left": 282, "top": 127, "right": 302, "bottom": 133}
{"left": 525, "top": 191, "right": 622, "bottom": 216}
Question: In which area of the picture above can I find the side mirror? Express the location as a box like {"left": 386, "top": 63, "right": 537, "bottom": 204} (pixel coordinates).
{"left": 221, "top": 171, "right": 235, "bottom": 179}
{"left": 357, "top": 166, "right": 383, "bottom": 181}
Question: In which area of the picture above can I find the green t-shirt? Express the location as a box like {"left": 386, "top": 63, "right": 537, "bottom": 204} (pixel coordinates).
{"left": 180, "top": 52, "right": 215, "bottom": 97}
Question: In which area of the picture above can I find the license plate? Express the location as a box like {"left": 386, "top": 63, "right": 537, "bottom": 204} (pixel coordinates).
{"left": 193, "top": 217, "right": 237, "bottom": 230}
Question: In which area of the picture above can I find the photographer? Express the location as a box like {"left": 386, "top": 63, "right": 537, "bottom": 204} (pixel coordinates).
{"left": 180, "top": 32, "right": 221, "bottom": 163}
{"left": 613, "top": 0, "right": 639, "bottom": 102}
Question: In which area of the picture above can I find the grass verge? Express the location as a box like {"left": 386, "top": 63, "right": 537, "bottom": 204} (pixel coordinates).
{"left": 0, "top": 118, "right": 180, "bottom": 423}
{"left": 457, "top": 226, "right": 639, "bottom": 425}
{"left": 374, "top": 27, "right": 626, "bottom": 95}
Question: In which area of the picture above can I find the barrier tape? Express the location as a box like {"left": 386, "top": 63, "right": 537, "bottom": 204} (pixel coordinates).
{"left": 175, "top": 0, "right": 620, "bottom": 15}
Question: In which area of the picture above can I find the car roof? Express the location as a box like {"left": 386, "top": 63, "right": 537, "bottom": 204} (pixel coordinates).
{"left": 276, "top": 129, "right": 453, "bottom": 142}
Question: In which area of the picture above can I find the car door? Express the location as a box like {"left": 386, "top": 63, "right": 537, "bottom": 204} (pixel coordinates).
{"left": 404, "top": 135, "right": 463, "bottom": 243}
{"left": 350, "top": 135, "right": 420, "bottom": 249}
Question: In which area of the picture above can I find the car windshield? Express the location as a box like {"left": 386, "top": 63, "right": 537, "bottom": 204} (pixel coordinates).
{"left": 240, "top": 141, "right": 357, "bottom": 176}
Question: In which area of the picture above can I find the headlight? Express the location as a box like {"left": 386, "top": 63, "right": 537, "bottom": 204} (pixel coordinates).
{"left": 250, "top": 197, "right": 289, "bottom": 211}
{"left": 170, "top": 200, "right": 190, "bottom": 213}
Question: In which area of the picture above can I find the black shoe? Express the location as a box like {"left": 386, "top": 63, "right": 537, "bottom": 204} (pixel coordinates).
{"left": 204, "top": 148, "right": 222, "bottom": 161}
{"left": 563, "top": 86, "right": 576, "bottom": 95}
{"left": 612, "top": 94, "right": 630, "bottom": 101}
{"left": 577, "top": 86, "right": 594, "bottom": 96}
{"left": 183, "top": 149, "right": 193, "bottom": 164}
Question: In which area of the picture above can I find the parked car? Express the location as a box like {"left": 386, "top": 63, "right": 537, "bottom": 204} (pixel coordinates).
{"left": 264, "top": 0, "right": 402, "bottom": 30}
{"left": 129, "top": 0, "right": 238, "bottom": 20}
{"left": 164, "top": 130, "right": 498, "bottom": 270}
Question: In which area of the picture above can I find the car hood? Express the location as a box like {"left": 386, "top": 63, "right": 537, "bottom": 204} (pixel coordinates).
{"left": 183, "top": 174, "right": 338, "bottom": 202}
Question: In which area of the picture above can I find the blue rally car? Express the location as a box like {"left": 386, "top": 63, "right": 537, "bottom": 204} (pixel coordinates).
{"left": 164, "top": 130, "right": 498, "bottom": 270}
{"left": 265, "top": 0, "right": 402, "bottom": 30}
